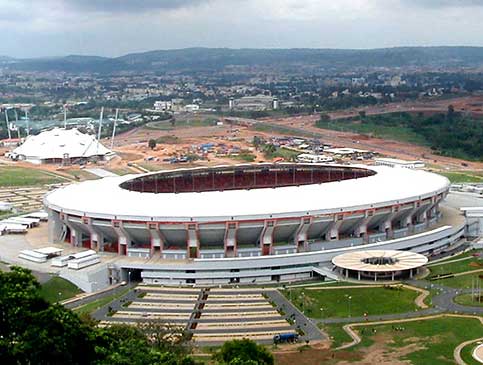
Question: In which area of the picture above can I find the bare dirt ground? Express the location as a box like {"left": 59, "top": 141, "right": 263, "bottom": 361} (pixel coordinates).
{"left": 2, "top": 96, "right": 482, "bottom": 177}
{"left": 273, "top": 334, "right": 425, "bottom": 365}
{"left": 261, "top": 97, "right": 483, "bottom": 171}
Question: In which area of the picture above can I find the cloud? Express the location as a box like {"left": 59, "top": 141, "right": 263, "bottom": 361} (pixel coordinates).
{"left": 63, "top": 0, "right": 212, "bottom": 13}
{"left": 401, "top": 0, "right": 483, "bottom": 8}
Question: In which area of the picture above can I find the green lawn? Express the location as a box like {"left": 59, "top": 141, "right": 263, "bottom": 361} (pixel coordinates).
{"left": 146, "top": 118, "right": 216, "bottom": 130}
{"left": 61, "top": 169, "right": 99, "bottom": 181}
{"left": 454, "top": 294, "right": 483, "bottom": 307}
{"left": 320, "top": 323, "right": 355, "bottom": 349}
{"left": 228, "top": 152, "right": 256, "bottom": 162}
{"left": 0, "top": 166, "right": 64, "bottom": 187}
{"left": 252, "top": 122, "right": 320, "bottom": 138}
{"left": 73, "top": 287, "right": 131, "bottom": 316}
{"left": 346, "top": 316, "right": 483, "bottom": 365}
{"left": 316, "top": 119, "right": 429, "bottom": 146}
{"left": 155, "top": 135, "right": 181, "bottom": 144}
{"left": 282, "top": 286, "right": 419, "bottom": 318}
{"left": 437, "top": 171, "right": 483, "bottom": 183}
{"left": 428, "top": 252, "right": 483, "bottom": 276}
{"left": 435, "top": 273, "right": 483, "bottom": 289}
{"left": 460, "top": 342, "right": 482, "bottom": 365}
{"left": 39, "top": 276, "right": 82, "bottom": 303}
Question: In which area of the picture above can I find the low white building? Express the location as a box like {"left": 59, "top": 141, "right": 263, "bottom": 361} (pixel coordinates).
{"left": 375, "top": 158, "right": 425, "bottom": 169}
{"left": 297, "top": 154, "right": 334, "bottom": 163}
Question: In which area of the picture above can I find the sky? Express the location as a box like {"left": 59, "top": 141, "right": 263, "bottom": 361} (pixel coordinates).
{"left": 2, "top": 0, "right": 483, "bottom": 58}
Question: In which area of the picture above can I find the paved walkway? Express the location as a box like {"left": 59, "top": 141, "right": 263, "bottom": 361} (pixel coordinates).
{"left": 454, "top": 336, "right": 483, "bottom": 365}
{"left": 267, "top": 289, "right": 324, "bottom": 343}
{"left": 86, "top": 168, "right": 118, "bottom": 178}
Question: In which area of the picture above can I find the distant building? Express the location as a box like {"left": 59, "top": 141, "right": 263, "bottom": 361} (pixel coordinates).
{"left": 230, "top": 95, "right": 276, "bottom": 111}
{"left": 374, "top": 158, "right": 425, "bottom": 169}
{"left": 296, "top": 154, "right": 334, "bottom": 163}
{"left": 184, "top": 104, "right": 200, "bottom": 113}
{"left": 153, "top": 101, "right": 172, "bottom": 112}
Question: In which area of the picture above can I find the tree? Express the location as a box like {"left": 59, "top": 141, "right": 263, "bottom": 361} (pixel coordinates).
{"left": 0, "top": 267, "right": 96, "bottom": 364}
{"left": 359, "top": 110, "right": 366, "bottom": 120}
{"left": 213, "top": 339, "right": 274, "bottom": 365}
{"left": 447, "top": 104, "right": 455, "bottom": 120}
{"left": 148, "top": 139, "right": 157, "bottom": 149}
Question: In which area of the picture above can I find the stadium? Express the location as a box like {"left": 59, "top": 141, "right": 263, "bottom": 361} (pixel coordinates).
{"left": 44, "top": 163, "right": 465, "bottom": 285}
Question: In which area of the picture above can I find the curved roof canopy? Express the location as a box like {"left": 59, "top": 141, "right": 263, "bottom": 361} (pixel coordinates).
{"left": 332, "top": 250, "right": 428, "bottom": 272}
{"left": 13, "top": 128, "right": 111, "bottom": 161}
{"left": 44, "top": 164, "right": 449, "bottom": 222}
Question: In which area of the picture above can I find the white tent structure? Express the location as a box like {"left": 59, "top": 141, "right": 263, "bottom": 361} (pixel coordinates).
{"left": 10, "top": 128, "right": 113, "bottom": 165}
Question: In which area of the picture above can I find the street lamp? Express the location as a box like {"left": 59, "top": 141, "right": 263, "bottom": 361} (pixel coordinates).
{"left": 348, "top": 296, "right": 352, "bottom": 318}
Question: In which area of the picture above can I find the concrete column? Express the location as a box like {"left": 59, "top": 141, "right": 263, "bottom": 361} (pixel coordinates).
{"left": 403, "top": 205, "right": 419, "bottom": 233}
{"left": 224, "top": 222, "right": 238, "bottom": 258}
{"left": 84, "top": 218, "right": 104, "bottom": 251}
{"left": 186, "top": 223, "right": 199, "bottom": 259}
{"left": 380, "top": 210, "right": 397, "bottom": 240}
{"left": 112, "top": 220, "right": 131, "bottom": 256}
{"left": 260, "top": 220, "right": 275, "bottom": 255}
{"left": 325, "top": 218, "right": 343, "bottom": 241}
{"left": 69, "top": 227, "right": 83, "bottom": 247}
{"left": 147, "top": 223, "right": 164, "bottom": 257}
{"left": 293, "top": 217, "right": 312, "bottom": 251}
{"left": 354, "top": 211, "right": 373, "bottom": 243}
{"left": 416, "top": 205, "right": 431, "bottom": 226}
{"left": 357, "top": 271, "right": 361, "bottom": 280}
{"left": 47, "top": 209, "right": 63, "bottom": 244}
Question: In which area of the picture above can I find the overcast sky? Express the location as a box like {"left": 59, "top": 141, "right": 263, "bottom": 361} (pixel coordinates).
{"left": 2, "top": 0, "right": 483, "bottom": 58}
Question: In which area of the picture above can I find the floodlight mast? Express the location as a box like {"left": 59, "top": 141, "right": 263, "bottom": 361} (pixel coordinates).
{"left": 4, "top": 108, "right": 11, "bottom": 140}
{"left": 14, "top": 109, "right": 20, "bottom": 139}
{"left": 110, "top": 108, "right": 119, "bottom": 150}
{"left": 97, "top": 107, "right": 104, "bottom": 154}
{"left": 25, "top": 110, "right": 30, "bottom": 136}
{"left": 64, "top": 105, "right": 67, "bottom": 129}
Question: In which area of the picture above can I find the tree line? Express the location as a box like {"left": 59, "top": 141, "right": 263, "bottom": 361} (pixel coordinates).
{"left": 0, "top": 267, "right": 274, "bottom": 365}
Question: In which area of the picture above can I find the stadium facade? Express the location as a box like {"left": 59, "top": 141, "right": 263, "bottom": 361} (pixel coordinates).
{"left": 44, "top": 163, "right": 465, "bottom": 285}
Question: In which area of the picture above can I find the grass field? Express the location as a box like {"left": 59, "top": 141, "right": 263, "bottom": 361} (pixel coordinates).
{"left": 283, "top": 286, "right": 419, "bottom": 318}
{"left": 437, "top": 171, "right": 483, "bottom": 183}
{"left": 316, "top": 119, "right": 429, "bottom": 146}
{"left": 435, "top": 273, "right": 483, "bottom": 289}
{"left": 228, "top": 152, "right": 256, "bottom": 162}
{"left": 73, "top": 287, "right": 131, "bottom": 316}
{"left": 346, "top": 316, "right": 483, "bottom": 365}
{"left": 61, "top": 169, "right": 99, "bottom": 181}
{"left": 146, "top": 118, "right": 215, "bottom": 130}
{"left": 454, "top": 294, "right": 483, "bottom": 307}
{"left": 428, "top": 251, "right": 483, "bottom": 276}
{"left": 252, "top": 122, "right": 320, "bottom": 138}
{"left": 0, "top": 166, "right": 64, "bottom": 187}
{"left": 39, "top": 276, "right": 82, "bottom": 303}
{"left": 460, "top": 342, "right": 482, "bottom": 365}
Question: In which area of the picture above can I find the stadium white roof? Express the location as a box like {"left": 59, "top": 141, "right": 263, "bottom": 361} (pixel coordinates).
{"left": 12, "top": 128, "right": 111, "bottom": 162}
{"left": 44, "top": 165, "right": 450, "bottom": 222}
